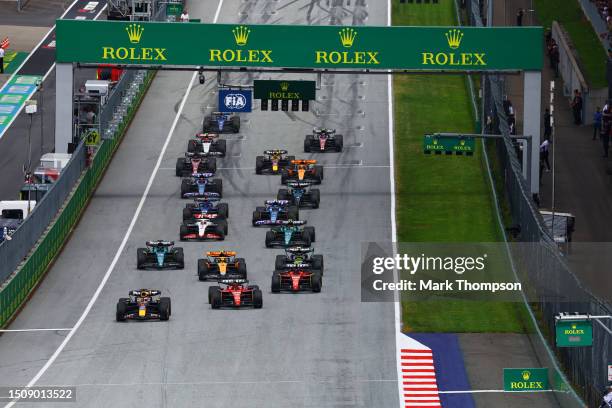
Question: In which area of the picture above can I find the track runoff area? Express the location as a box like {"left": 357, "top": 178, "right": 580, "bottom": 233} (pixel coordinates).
{"left": 0, "top": 1, "right": 554, "bottom": 408}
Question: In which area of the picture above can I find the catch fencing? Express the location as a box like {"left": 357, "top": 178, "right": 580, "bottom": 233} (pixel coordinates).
{"left": 469, "top": 1, "right": 612, "bottom": 406}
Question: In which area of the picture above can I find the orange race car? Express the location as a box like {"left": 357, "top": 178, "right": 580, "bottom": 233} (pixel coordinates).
{"left": 280, "top": 159, "right": 323, "bottom": 185}
{"left": 197, "top": 250, "right": 247, "bottom": 281}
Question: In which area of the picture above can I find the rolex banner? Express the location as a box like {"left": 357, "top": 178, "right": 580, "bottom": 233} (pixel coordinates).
{"left": 55, "top": 20, "right": 543, "bottom": 71}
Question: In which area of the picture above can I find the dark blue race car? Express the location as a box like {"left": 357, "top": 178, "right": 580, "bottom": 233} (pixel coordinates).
{"left": 252, "top": 200, "right": 299, "bottom": 226}
{"left": 137, "top": 241, "right": 185, "bottom": 270}
{"left": 277, "top": 181, "right": 320, "bottom": 209}
{"left": 181, "top": 173, "right": 223, "bottom": 199}
{"left": 183, "top": 197, "right": 229, "bottom": 221}
{"left": 203, "top": 112, "right": 240, "bottom": 133}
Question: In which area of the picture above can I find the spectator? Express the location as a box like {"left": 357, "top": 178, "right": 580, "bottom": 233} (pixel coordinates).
{"left": 570, "top": 89, "right": 583, "bottom": 125}
{"left": 540, "top": 139, "right": 551, "bottom": 171}
{"left": 594, "top": 106, "right": 603, "bottom": 140}
{"left": 600, "top": 385, "right": 612, "bottom": 408}
{"left": 516, "top": 8, "right": 524, "bottom": 26}
{"left": 180, "top": 9, "right": 190, "bottom": 22}
{"left": 602, "top": 105, "right": 611, "bottom": 157}
{"left": 544, "top": 108, "right": 552, "bottom": 140}
{"left": 550, "top": 43, "right": 560, "bottom": 78}
{"left": 0, "top": 46, "right": 4, "bottom": 74}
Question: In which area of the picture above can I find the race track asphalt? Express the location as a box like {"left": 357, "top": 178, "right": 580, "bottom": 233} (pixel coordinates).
{"left": 0, "top": 1, "right": 400, "bottom": 407}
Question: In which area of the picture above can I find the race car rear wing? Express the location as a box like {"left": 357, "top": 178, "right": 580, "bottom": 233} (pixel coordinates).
{"left": 286, "top": 246, "right": 314, "bottom": 254}
{"left": 263, "top": 149, "right": 288, "bottom": 156}
{"left": 286, "top": 181, "right": 312, "bottom": 188}
{"left": 291, "top": 159, "right": 317, "bottom": 165}
{"left": 265, "top": 199, "right": 290, "bottom": 206}
{"left": 313, "top": 128, "right": 335, "bottom": 134}
{"left": 183, "top": 191, "right": 220, "bottom": 198}
{"left": 207, "top": 251, "right": 237, "bottom": 257}
{"left": 220, "top": 279, "right": 247, "bottom": 285}
{"left": 277, "top": 219, "right": 306, "bottom": 226}
{"left": 194, "top": 197, "right": 220, "bottom": 202}
{"left": 185, "top": 152, "right": 210, "bottom": 158}
{"left": 195, "top": 132, "right": 219, "bottom": 139}
{"left": 146, "top": 240, "right": 174, "bottom": 247}
{"left": 190, "top": 172, "right": 215, "bottom": 179}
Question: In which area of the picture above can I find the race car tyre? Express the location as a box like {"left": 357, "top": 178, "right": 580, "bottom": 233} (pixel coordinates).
{"left": 265, "top": 231, "right": 275, "bottom": 248}
{"left": 312, "top": 273, "right": 322, "bottom": 293}
{"left": 277, "top": 189, "right": 290, "bottom": 201}
{"left": 208, "top": 286, "right": 220, "bottom": 304}
{"left": 207, "top": 158, "right": 217, "bottom": 174}
{"left": 304, "top": 136, "right": 312, "bottom": 153}
{"left": 250, "top": 285, "right": 260, "bottom": 290}
{"left": 230, "top": 116, "right": 240, "bottom": 133}
{"left": 302, "top": 234, "right": 312, "bottom": 247}
{"left": 287, "top": 155, "right": 296, "bottom": 163}
{"left": 180, "top": 180, "right": 191, "bottom": 197}
{"left": 288, "top": 206, "right": 299, "bottom": 221}
{"left": 314, "top": 165, "right": 324, "bottom": 181}
{"left": 312, "top": 255, "right": 324, "bottom": 273}
{"left": 216, "top": 219, "right": 229, "bottom": 235}
{"left": 216, "top": 139, "right": 227, "bottom": 156}
{"left": 303, "top": 226, "right": 316, "bottom": 243}
{"left": 252, "top": 211, "right": 262, "bottom": 226}
{"left": 280, "top": 170, "right": 288, "bottom": 184}
{"left": 203, "top": 119, "right": 214, "bottom": 133}
{"left": 176, "top": 158, "right": 186, "bottom": 177}
{"left": 211, "top": 290, "right": 222, "bottom": 309}
{"left": 253, "top": 289, "right": 263, "bottom": 308}
{"left": 116, "top": 300, "right": 127, "bottom": 321}
{"left": 159, "top": 297, "right": 171, "bottom": 320}
{"left": 255, "top": 156, "right": 264, "bottom": 174}
{"left": 182, "top": 207, "right": 193, "bottom": 221}
{"left": 271, "top": 273, "right": 281, "bottom": 293}
{"left": 217, "top": 203, "right": 229, "bottom": 219}
{"left": 187, "top": 139, "right": 198, "bottom": 153}
{"left": 214, "top": 179, "right": 223, "bottom": 196}
{"left": 198, "top": 259, "right": 209, "bottom": 281}
{"left": 179, "top": 225, "right": 189, "bottom": 241}
{"left": 335, "top": 134, "right": 344, "bottom": 152}
{"left": 311, "top": 189, "right": 321, "bottom": 209}
{"left": 136, "top": 248, "right": 147, "bottom": 269}
{"left": 236, "top": 258, "right": 247, "bottom": 278}
{"left": 175, "top": 247, "right": 185, "bottom": 269}
{"left": 275, "top": 255, "right": 286, "bottom": 270}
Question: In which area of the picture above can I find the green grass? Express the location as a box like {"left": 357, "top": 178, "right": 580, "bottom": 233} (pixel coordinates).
{"left": 534, "top": 0, "right": 607, "bottom": 88}
{"left": 394, "top": 0, "right": 532, "bottom": 333}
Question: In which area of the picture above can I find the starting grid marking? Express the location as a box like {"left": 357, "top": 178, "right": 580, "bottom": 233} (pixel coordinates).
{"left": 401, "top": 348, "right": 441, "bottom": 408}
{"left": 0, "top": 328, "right": 73, "bottom": 333}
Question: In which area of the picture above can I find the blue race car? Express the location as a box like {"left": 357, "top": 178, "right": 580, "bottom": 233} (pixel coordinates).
{"left": 137, "top": 241, "right": 185, "bottom": 270}
{"left": 183, "top": 197, "right": 229, "bottom": 221}
{"left": 277, "top": 181, "right": 320, "bottom": 209}
{"left": 264, "top": 220, "right": 315, "bottom": 248}
{"left": 181, "top": 173, "right": 223, "bottom": 199}
{"left": 252, "top": 200, "right": 299, "bottom": 226}
{"left": 203, "top": 112, "right": 240, "bottom": 133}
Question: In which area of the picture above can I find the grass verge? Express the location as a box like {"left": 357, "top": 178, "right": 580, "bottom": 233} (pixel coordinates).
{"left": 534, "top": 0, "right": 607, "bottom": 88}
{"left": 394, "top": 0, "right": 531, "bottom": 333}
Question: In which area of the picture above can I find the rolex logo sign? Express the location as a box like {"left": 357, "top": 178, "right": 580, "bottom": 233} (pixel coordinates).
{"left": 521, "top": 371, "right": 531, "bottom": 381}
{"left": 315, "top": 26, "right": 380, "bottom": 66}
{"left": 209, "top": 26, "right": 273, "bottom": 64}
{"left": 102, "top": 23, "right": 167, "bottom": 62}
{"left": 421, "top": 29, "right": 487, "bottom": 67}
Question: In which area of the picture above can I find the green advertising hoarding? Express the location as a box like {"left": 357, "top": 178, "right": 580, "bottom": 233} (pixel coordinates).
{"left": 423, "top": 134, "right": 475, "bottom": 155}
{"left": 555, "top": 320, "right": 593, "bottom": 347}
{"left": 503, "top": 368, "right": 549, "bottom": 392}
{"left": 55, "top": 20, "right": 542, "bottom": 71}
{"left": 254, "top": 80, "right": 316, "bottom": 100}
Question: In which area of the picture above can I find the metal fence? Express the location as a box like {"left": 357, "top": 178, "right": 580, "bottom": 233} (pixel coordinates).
{"left": 469, "top": 1, "right": 612, "bottom": 406}
{"left": 0, "top": 143, "right": 86, "bottom": 283}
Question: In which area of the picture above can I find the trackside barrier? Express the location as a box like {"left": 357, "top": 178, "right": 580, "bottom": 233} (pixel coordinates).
{"left": 0, "top": 70, "right": 155, "bottom": 328}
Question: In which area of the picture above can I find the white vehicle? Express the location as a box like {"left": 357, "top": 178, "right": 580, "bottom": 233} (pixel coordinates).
{"left": 0, "top": 200, "right": 36, "bottom": 220}
{"left": 39, "top": 153, "right": 71, "bottom": 170}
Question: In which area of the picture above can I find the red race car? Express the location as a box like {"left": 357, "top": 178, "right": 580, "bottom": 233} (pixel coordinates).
{"left": 208, "top": 279, "right": 263, "bottom": 309}
{"left": 271, "top": 269, "right": 322, "bottom": 293}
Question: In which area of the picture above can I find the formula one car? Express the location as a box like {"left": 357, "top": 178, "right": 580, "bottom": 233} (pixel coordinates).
{"left": 275, "top": 246, "right": 324, "bottom": 274}
{"left": 198, "top": 250, "right": 247, "bottom": 281}
{"left": 280, "top": 160, "right": 323, "bottom": 185}
{"left": 175, "top": 153, "right": 217, "bottom": 177}
{"left": 208, "top": 279, "right": 263, "bottom": 309}
{"left": 203, "top": 112, "right": 240, "bottom": 133}
{"left": 180, "top": 219, "right": 227, "bottom": 241}
{"left": 137, "top": 240, "right": 185, "bottom": 270}
{"left": 181, "top": 173, "right": 223, "bottom": 198}
{"left": 271, "top": 269, "right": 322, "bottom": 293}
{"left": 116, "top": 289, "right": 171, "bottom": 321}
{"left": 265, "top": 220, "right": 315, "bottom": 248}
{"left": 255, "top": 150, "right": 295, "bottom": 175}
{"left": 252, "top": 200, "right": 299, "bottom": 226}
{"left": 277, "top": 181, "right": 320, "bottom": 209}
{"left": 187, "top": 133, "right": 227, "bottom": 157}
{"left": 183, "top": 197, "right": 228, "bottom": 221}
{"left": 304, "top": 128, "right": 343, "bottom": 152}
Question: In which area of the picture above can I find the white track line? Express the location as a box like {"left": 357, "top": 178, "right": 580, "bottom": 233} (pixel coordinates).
{"left": 2, "top": 1, "right": 225, "bottom": 404}
{"left": 44, "top": 379, "right": 400, "bottom": 388}
{"left": 0, "top": 328, "right": 72, "bottom": 333}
